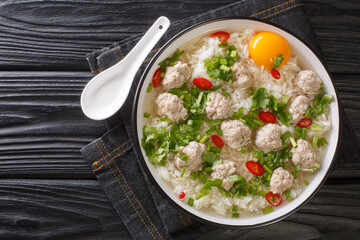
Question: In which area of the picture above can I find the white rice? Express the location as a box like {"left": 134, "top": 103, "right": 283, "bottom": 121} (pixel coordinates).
{"left": 146, "top": 29, "right": 331, "bottom": 217}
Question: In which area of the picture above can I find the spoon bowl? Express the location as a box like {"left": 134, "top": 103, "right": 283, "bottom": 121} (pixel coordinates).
{"left": 81, "top": 16, "right": 170, "bottom": 120}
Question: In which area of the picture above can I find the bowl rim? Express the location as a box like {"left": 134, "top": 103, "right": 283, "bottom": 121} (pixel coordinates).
{"left": 131, "top": 17, "right": 343, "bottom": 228}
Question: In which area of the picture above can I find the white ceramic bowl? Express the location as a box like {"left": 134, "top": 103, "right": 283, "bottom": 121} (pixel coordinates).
{"left": 132, "top": 18, "right": 341, "bottom": 227}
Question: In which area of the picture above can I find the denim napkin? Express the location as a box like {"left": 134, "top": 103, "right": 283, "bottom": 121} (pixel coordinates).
{"left": 81, "top": 0, "right": 360, "bottom": 239}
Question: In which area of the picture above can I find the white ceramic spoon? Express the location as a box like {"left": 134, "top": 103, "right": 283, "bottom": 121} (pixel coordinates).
{"left": 81, "top": 16, "right": 170, "bottom": 120}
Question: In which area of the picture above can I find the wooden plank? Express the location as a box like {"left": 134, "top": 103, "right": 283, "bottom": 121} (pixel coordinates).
{"left": 0, "top": 0, "right": 358, "bottom": 73}
{"left": 0, "top": 72, "right": 358, "bottom": 178}
{"left": 0, "top": 179, "right": 359, "bottom": 239}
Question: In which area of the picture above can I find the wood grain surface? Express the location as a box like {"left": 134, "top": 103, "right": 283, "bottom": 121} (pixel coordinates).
{"left": 0, "top": 0, "right": 359, "bottom": 239}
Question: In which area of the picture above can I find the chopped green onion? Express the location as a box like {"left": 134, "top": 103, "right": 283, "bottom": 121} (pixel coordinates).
{"left": 207, "top": 143, "right": 211, "bottom": 151}
{"left": 178, "top": 153, "right": 189, "bottom": 162}
{"left": 146, "top": 83, "right": 153, "bottom": 93}
{"left": 160, "top": 72, "right": 165, "bottom": 78}
{"left": 263, "top": 165, "right": 273, "bottom": 174}
{"left": 262, "top": 206, "right": 273, "bottom": 214}
{"left": 205, "top": 126, "right": 217, "bottom": 135}
{"left": 230, "top": 50, "right": 237, "bottom": 58}
{"left": 200, "top": 136, "right": 209, "bottom": 143}
{"left": 222, "top": 90, "right": 229, "bottom": 97}
{"left": 232, "top": 205, "right": 238, "bottom": 212}
{"left": 231, "top": 213, "right": 240, "bottom": 218}
{"left": 285, "top": 189, "right": 291, "bottom": 198}
{"left": 198, "top": 172, "right": 206, "bottom": 183}
{"left": 187, "top": 119, "right": 193, "bottom": 125}
{"left": 239, "top": 118, "right": 246, "bottom": 123}
{"left": 311, "top": 123, "right": 323, "bottom": 131}
{"left": 220, "top": 65, "right": 230, "bottom": 72}
{"left": 281, "top": 131, "right": 291, "bottom": 141}
{"left": 283, "top": 95, "right": 289, "bottom": 104}
{"left": 180, "top": 166, "right": 187, "bottom": 177}
{"left": 238, "top": 107, "right": 244, "bottom": 117}
{"left": 320, "top": 83, "right": 324, "bottom": 90}
{"left": 228, "top": 174, "right": 246, "bottom": 183}
{"left": 288, "top": 197, "right": 293, "bottom": 202}
{"left": 143, "top": 112, "right": 151, "bottom": 118}
{"left": 179, "top": 94, "right": 185, "bottom": 100}
{"left": 254, "top": 118, "right": 265, "bottom": 126}
{"left": 210, "top": 119, "right": 222, "bottom": 126}
{"left": 210, "top": 146, "right": 222, "bottom": 153}
{"left": 216, "top": 128, "right": 223, "bottom": 136}
{"left": 313, "top": 162, "right": 321, "bottom": 169}
{"left": 290, "top": 137, "right": 297, "bottom": 148}
{"left": 304, "top": 180, "right": 309, "bottom": 185}
{"left": 188, "top": 198, "right": 194, "bottom": 207}
{"left": 294, "top": 164, "right": 300, "bottom": 172}
{"left": 312, "top": 136, "right": 318, "bottom": 147}
{"left": 310, "top": 167, "right": 315, "bottom": 174}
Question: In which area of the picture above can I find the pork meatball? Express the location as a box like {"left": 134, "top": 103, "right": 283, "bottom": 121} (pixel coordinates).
{"left": 270, "top": 167, "right": 293, "bottom": 194}
{"left": 295, "top": 70, "right": 322, "bottom": 95}
{"left": 162, "top": 61, "right": 191, "bottom": 91}
{"left": 211, "top": 161, "right": 238, "bottom": 190}
{"left": 289, "top": 95, "right": 312, "bottom": 122}
{"left": 231, "top": 62, "right": 253, "bottom": 89}
{"left": 254, "top": 124, "right": 282, "bottom": 153}
{"left": 291, "top": 139, "right": 316, "bottom": 169}
{"left": 221, "top": 120, "right": 252, "bottom": 150}
{"left": 205, "top": 91, "right": 231, "bottom": 120}
{"left": 175, "top": 141, "right": 206, "bottom": 171}
{"left": 156, "top": 93, "right": 188, "bottom": 123}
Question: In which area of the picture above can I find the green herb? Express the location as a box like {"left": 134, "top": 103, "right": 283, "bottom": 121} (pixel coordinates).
{"left": 232, "top": 205, "right": 238, "bottom": 212}
{"left": 205, "top": 126, "right": 217, "bottom": 135}
{"left": 243, "top": 115, "right": 259, "bottom": 130}
{"left": 210, "top": 146, "right": 222, "bottom": 153}
{"left": 285, "top": 189, "right": 291, "bottom": 198}
{"left": 199, "top": 172, "right": 206, "bottom": 184}
{"left": 305, "top": 94, "right": 333, "bottom": 119}
{"left": 180, "top": 166, "right": 187, "bottom": 177}
{"left": 231, "top": 213, "right": 240, "bottom": 218}
{"left": 251, "top": 88, "right": 270, "bottom": 109}
{"left": 312, "top": 136, "right": 328, "bottom": 148}
{"left": 281, "top": 131, "right": 291, "bottom": 141}
{"left": 216, "top": 128, "right": 223, "bottom": 136}
{"left": 283, "top": 95, "right": 289, "bottom": 104}
{"left": 263, "top": 206, "right": 273, "bottom": 214}
{"left": 196, "top": 179, "right": 223, "bottom": 200}
{"left": 178, "top": 153, "right": 189, "bottom": 162}
{"left": 200, "top": 135, "right": 209, "bottom": 143}
{"left": 314, "top": 162, "right": 321, "bottom": 169}
{"left": 254, "top": 118, "right": 265, "bottom": 126}
{"left": 160, "top": 72, "right": 165, "bottom": 78}
{"left": 158, "top": 116, "right": 171, "bottom": 123}
{"left": 222, "top": 90, "right": 229, "bottom": 97}
{"left": 311, "top": 123, "right": 323, "bottom": 131}
{"left": 204, "top": 44, "right": 238, "bottom": 83}
{"left": 272, "top": 54, "right": 285, "bottom": 69}
{"left": 304, "top": 180, "right": 309, "bottom": 185}
{"left": 210, "top": 119, "right": 222, "bottom": 126}
{"left": 228, "top": 175, "right": 246, "bottom": 183}
{"left": 263, "top": 164, "right": 273, "bottom": 174}
{"left": 188, "top": 198, "right": 194, "bottom": 206}
{"left": 159, "top": 48, "right": 184, "bottom": 71}
{"left": 146, "top": 83, "right": 153, "bottom": 93}
{"left": 294, "top": 126, "right": 307, "bottom": 139}
{"left": 202, "top": 151, "right": 220, "bottom": 165}
{"left": 143, "top": 112, "right": 151, "bottom": 118}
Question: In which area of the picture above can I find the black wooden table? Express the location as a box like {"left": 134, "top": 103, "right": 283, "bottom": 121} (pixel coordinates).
{"left": 0, "top": 0, "right": 359, "bottom": 239}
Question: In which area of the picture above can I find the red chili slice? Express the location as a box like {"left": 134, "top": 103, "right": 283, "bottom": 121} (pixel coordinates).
{"left": 271, "top": 69, "right": 281, "bottom": 79}
{"left": 265, "top": 192, "right": 282, "bottom": 206}
{"left": 211, "top": 135, "right": 224, "bottom": 148}
{"left": 179, "top": 192, "right": 185, "bottom": 199}
{"left": 297, "top": 118, "right": 312, "bottom": 128}
{"left": 210, "top": 31, "right": 230, "bottom": 44}
{"left": 246, "top": 161, "right": 265, "bottom": 176}
{"left": 259, "top": 111, "right": 277, "bottom": 123}
{"left": 193, "top": 78, "right": 213, "bottom": 90}
{"left": 152, "top": 68, "right": 163, "bottom": 88}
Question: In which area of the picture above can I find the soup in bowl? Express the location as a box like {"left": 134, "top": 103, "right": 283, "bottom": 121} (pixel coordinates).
{"left": 132, "top": 18, "right": 341, "bottom": 227}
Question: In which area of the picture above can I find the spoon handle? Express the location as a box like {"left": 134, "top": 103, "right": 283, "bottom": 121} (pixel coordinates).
{"left": 119, "top": 16, "right": 170, "bottom": 73}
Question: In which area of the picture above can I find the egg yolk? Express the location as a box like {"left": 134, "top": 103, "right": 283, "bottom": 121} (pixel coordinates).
{"left": 249, "top": 32, "right": 290, "bottom": 70}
